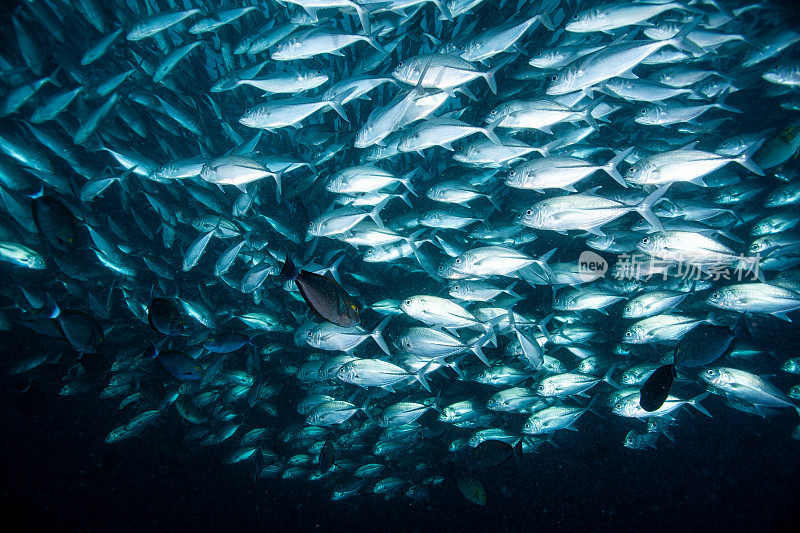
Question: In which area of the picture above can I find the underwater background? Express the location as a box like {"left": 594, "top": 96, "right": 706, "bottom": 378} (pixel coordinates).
{"left": 1, "top": 0, "right": 800, "bottom": 530}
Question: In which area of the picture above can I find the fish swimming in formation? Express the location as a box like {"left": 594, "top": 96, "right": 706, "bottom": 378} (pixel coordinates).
{"left": 2, "top": 0, "right": 800, "bottom": 510}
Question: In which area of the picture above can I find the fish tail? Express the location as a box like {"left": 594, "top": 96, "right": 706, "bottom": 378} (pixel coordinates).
{"left": 601, "top": 362, "right": 619, "bottom": 390}
{"left": 532, "top": 247, "right": 558, "bottom": 284}
{"left": 470, "top": 331, "right": 494, "bottom": 366}
{"left": 399, "top": 191, "right": 413, "bottom": 208}
{"left": 415, "top": 362, "right": 433, "bottom": 393}
{"left": 580, "top": 99, "right": 601, "bottom": 131}
{"left": 586, "top": 395, "right": 604, "bottom": 419}
{"left": 482, "top": 118, "right": 503, "bottom": 145}
{"left": 667, "top": 18, "right": 704, "bottom": 56}
{"left": 354, "top": 4, "right": 371, "bottom": 35}
{"left": 367, "top": 197, "right": 389, "bottom": 229}
{"left": 407, "top": 231, "right": 442, "bottom": 282}
{"left": 536, "top": 12, "right": 554, "bottom": 31}
{"left": 371, "top": 316, "right": 391, "bottom": 355}
{"left": 399, "top": 170, "right": 418, "bottom": 197}
{"left": 604, "top": 147, "right": 633, "bottom": 188}
{"left": 688, "top": 392, "right": 713, "bottom": 417}
{"left": 734, "top": 141, "right": 765, "bottom": 176}
{"left": 432, "top": 0, "right": 452, "bottom": 21}
{"left": 634, "top": 183, "right": 671, "bottom": 231}
{"left": 276, "top": 255, "right": 298, "bottom": 281}
{"left": 327, "top": 99, "right": 349, "bottom": 123}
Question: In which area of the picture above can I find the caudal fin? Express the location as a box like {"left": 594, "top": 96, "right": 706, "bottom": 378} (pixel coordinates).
{"left": 277, "top": 255, "right": 299, "bottom": 281}
{"left": 734, "top": 141, "right": 765, "bottom": 176}
{"left": 482, "top": 118, "right": 503, "bottom": 145}
{"left": 688, "top": 392, "right": 713, "bottom": 417}
{"left": 634, "top": 183, "right": 671, "bottom": 231}
{"left": 371, "top": 316, "right": 391, "bottom": 355}
{"left": 603, "top": 147, "right": 634, "bottom": 188}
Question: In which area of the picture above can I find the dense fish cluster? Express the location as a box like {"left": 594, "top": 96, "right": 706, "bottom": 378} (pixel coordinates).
{"left": 3, "top": 0, "right": 800, "bottom": 504}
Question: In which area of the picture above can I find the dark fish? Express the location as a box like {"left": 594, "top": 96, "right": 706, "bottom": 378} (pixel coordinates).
{"left": 138, "top": 376, "right": 167, "bottom": 405}
{"left": 79, "top": 352, "right": 110, "bottom": 377}
{"left": 32, "top": 197, "right": 77, "bottom": 252}
{"left": 473, "top": 439, "right": 522, "bottom": 468}
{"left": 674, "top": 323, "right": 740, "bottom": 372}
{"left": 320, "top": 439, "right": 335, "bottom": 474}
{"left": 640, "top": 363, "right": 675, "bottom": 412}
{"left": 154, "top": 349, "right": 202, "bottom": 381}
{"left": 456, "top": 475, "right": 486, "bottom": 506}
{"left": 56, "top": 309, "right": 103, "bottom": 353}
{"left": 278, "top": 256, "right": 359, "bottom": 327}
{"left": 203, "top": 332, "right": 252, "bottom": 353}
{"left": 147, "top": 297, "right": 184, "bottom": 335}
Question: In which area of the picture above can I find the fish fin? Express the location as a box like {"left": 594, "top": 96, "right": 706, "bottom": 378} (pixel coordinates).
{"left": 634, "top": 183, "right": 671, "bottom": 231}
{"left": 367, "top": 197, "right": 390, "bottom": 229}
{"left": 371, "top": 315, "right": 391, "bottom": 355}
{"left": 688, "top": 392, "right": 712, "bottom": 417}
{"left": 483, "top": 118, "right": 503, "bottom": 145}
{"left": 277, "top": 255, "right": 298, "bottom": 281}
{"left": 416, "top": 362, "right": 433, "bottom": 392}
{"left": 734, "top": 141, "right": 765, "bottom": 176}
{"left": 604, "top": 147, "right": 633, "bottom": 187}
{"left": 771, "top": 311, "right": 792, "bottom": 322}
{"left": 667, "top": 19, "right": 704, "bottom": 56}
{"left": 601, "top": 363, "right": 619, "bottom": 390}
{"left": 354, "top": 4, "right": 371, "bottom": 34}
{"left": 399, "top": 170, "right": 419, "bottom": 196}
{"left": 470, "top": 331, "right": 493, "bottom": 366}
{"left": 483, "top": 63, "right": 500, "bottom": 95}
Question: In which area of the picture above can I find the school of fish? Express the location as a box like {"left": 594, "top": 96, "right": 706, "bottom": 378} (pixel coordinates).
{"left": 2, "top": 0, "right": 800, "bottom": 505}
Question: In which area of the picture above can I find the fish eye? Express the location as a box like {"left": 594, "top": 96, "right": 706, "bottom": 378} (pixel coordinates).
{"left": 404, "top": 299, "right": 412, "bottom": 306}
{"left": 625, "top": 331, "right": 632, "bottom": 337}
{"left": 551, "top": 76, "right": 557, "bottom": 81}
{"left": 706, "top": 369, "right": 714, "bottom": 376}
{"left": 525, "top": 208, "right": 533, "bottom": 216}
{"left": 641, "top": 237, "right": 649, "bottom": 244}
{"left": 453, "top": 284, "right": 459, "bottom": 291}
{"left": 398, "top": 61, "right": 404, "bottom": 68}
{"left": 454, "top": 258, "right": 461, "bottom": 264}
{"left": 509, "top": 170, "right": 516, "bottom": 177}
{"left": 711, "top": 292, "right": 720, "bottom": 299}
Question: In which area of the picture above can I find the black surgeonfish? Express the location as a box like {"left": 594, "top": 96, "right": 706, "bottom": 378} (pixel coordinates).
{"left": 147, "top": 297, "right": 184, "bottom": 336}
{"left": 640, "top": 363, "right": 675, "bottom": 412}
{"left": 278, "top": 256, "right": 360, "bottom": 327}
{"left": 641, "top": 320, "right": 749, "bottom": 411}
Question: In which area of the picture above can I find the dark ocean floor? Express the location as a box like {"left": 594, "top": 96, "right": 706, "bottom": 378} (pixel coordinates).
{"left": 2, "top": 364, "right": 798, "bottom": 533}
